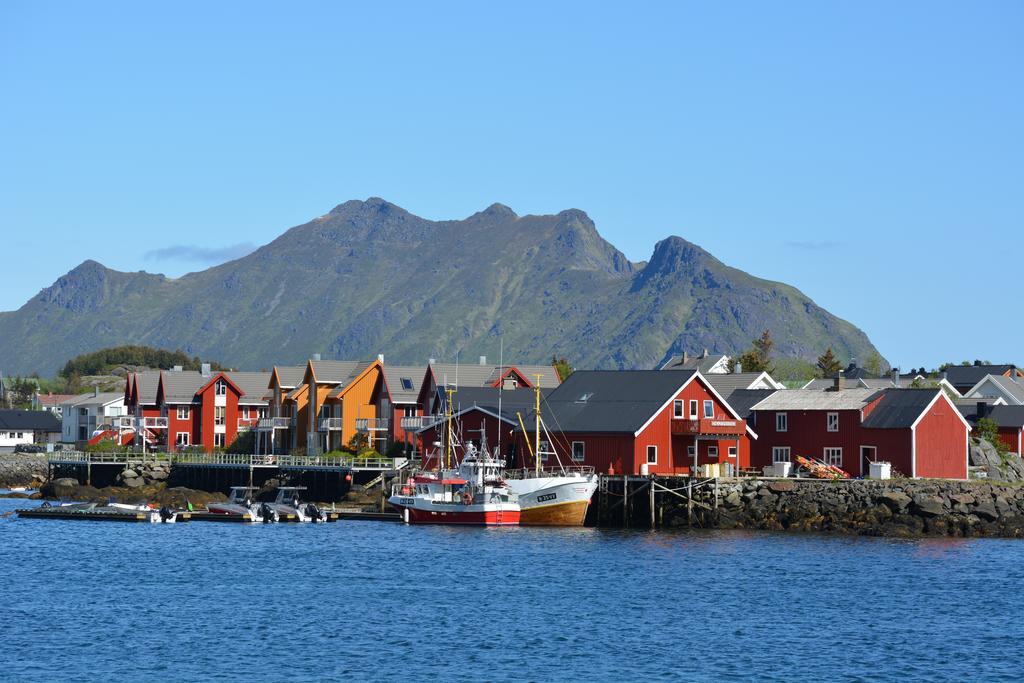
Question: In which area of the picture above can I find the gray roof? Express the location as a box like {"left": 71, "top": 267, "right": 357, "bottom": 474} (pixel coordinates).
{"left": 311, "top": 360, "right": 370, "bottom": 385}
{"left": 382, "top": 365, "right": 426, "bottom": 404}
{"left": 228, "top": 371, "right": 273, "bottom": 405}
{"left": 273, "top": 366, "right": 306, "bottom": 389}
{"left": 326, "top": 362, "right": 375, "bottom": 398}
{"left": 659, "top": 353, "right": 728, "bottom": 373}
{"left": 428, "top": 363, "right": 561, "bottom": 391}
{"left": 972, "top": 374, "right": 1024, "bottom": 403}
{"left": 441, "top": 387, "right": 545, "bottom": 424}
{"left": 752, "top": 388, "right": 881, "bottom": 411}
{"left": 134, "top": 370, "right": 161, "bottom": 405}
{"left": 958, "top": 404, "right": 1024, "bottom": 428}
{"left": 537, "top": 370, "right": 696, "bottom": 433}
{"left": 0, "top": 409, "right": 61, "bottom": 432}
{"left": 945, "top": 364, "right": 1019, "bottom": 388}
{"left": 726, "top": 389, "right": 778, "bottom": 419}
{"left": 861, "top": 389, "right": 942, "bottom": 429}
{"left": 62, "top": 391, "right": 125, "bottom": 408}
{"left": 705, "top": 373, "right": 780, "bottom": 397}
{"left": 160, "top": 371, "right": 210, "bottom": 404}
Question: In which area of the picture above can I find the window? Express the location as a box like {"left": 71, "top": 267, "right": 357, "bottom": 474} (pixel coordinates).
{"left": 571, "top": 441, "right": 585, "bottom": 462}
{"left": 400, "top": 377, "right": 414, "bottom": 391}
{"left": 403, "top": 405, "right": 416, "bottom": 418}
{"left": 772, "top": 447, "right": 791, "bottom": 463}
{"left": 215, "top": 406, "right": 225, "bottom": 426}
{"left": 258, "top": 407, "right": 267, "bottom": 418}
{"left": 824, "top": 447, "right": 842, "bottom": 467}
{"left": 176, "top": 432, "right": 190, "bottom": 447}
{"left": 776, "top": 412, "right": 788, "bottom": 432}
{"left": 728, "top": 446, "right": 737, "bottom": 459}
{"left": 687, "top": 446, "right": 696, "bottom": 458}
{"left": 79, "top": 407, "right": 88, "bottom": 417}
{"left": 827, "top": 412, "right": 839, "bottom": 432}
{"left": 502, "top": 378, "right": 518, "bottom": 390}
{"left": 215, "top": 380, "right": 227, "bottom": 396}
{"left": 689, "top": 400, "right": 698, "bottom": 418}
{"left": 539, "top": 440, "right": 551, "bottom": 462}
{"left": 177, "top": 405, "right": 190, "bottom": 420}
{"left": 708, "top": 446, "right": 719, "bottom": 458}
{"left": 242, "top": 407, "right": 250, "bottom": 420}
{"left": 703, "top": 400, "right": 713, "bottom": 418}
{"left": 646, "top": 445, "right": 657, "bottom": 464}
{"left": 214, "top": 433, "right": 225, "bottom": 448}
{"left": 673, "top": 400, "right": 684, "bottom": 418}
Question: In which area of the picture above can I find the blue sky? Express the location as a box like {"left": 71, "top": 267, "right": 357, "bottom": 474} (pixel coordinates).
{"left": 1, "top": 1, "right": 1021, "bottom": 370}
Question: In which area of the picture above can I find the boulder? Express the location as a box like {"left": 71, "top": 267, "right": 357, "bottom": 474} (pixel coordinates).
{"left": 122, "top": 477, "right": 145, "bottom": 489}
{"left": 769, "top": 481, "right": 795, "bottom": 493}
{"left": 912, "top": 495, "right": 946, "bottom": 517}
{"left": 879, "top": 491, "right": 912, "bottom": 512}
{"left": 974, "top": 501, "right": 999, "bottom": 521}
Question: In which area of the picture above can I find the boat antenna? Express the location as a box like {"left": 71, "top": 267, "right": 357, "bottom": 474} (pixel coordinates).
{"left": 496, "top": 338, "right": 503, "bottom": 459}
{"left": 445, "top": 384, "right": 456, "bottom": 471}
{"left": 534, "top": 373, "right": 543, "bottom": 476}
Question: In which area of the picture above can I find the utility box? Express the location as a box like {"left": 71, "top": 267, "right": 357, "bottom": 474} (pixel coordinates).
{"left": 869, "top": 461, "right": 892, "bottom": 480}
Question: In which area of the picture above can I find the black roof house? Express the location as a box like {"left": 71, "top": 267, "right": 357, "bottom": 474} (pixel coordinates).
{"left": 944, "top": 364, "right": 1021, "bottom": 392}
{"left": 0, "top": 410, "right": 61, "bottom": 432}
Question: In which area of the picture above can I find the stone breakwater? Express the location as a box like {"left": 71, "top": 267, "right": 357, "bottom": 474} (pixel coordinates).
{"left": 679, "top": 478, "right": 1024, "bottom": 538}
{"left": 0, "top": 455, "right": 48, "bottom": 488}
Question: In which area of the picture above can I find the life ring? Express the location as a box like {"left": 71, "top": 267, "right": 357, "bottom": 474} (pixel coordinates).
{"left": 461, "top": 491, "right": 474, "bottom": 506}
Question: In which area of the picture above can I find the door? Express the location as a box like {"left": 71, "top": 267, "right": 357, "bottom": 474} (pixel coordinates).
{"left": 860, "top": 446, "right": 877, "bottom": 478}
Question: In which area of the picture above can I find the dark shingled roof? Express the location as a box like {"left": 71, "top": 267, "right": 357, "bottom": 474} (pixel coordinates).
{"left": 726, "top": 389, "right": 778, "bottom": 419}
{"left": 538, "top": 370, "right": 696, "bottom": 433}
{"left": 0, "top": 409, "right": 61, "bottom": 432}
{"left": 958, "top": 404, "right": 1024, "bottom": 428}
{"left": 861, "top": 389, "right": 942, "bottom": 429}
{"left": 441, "top": 387, "right": 546, "bottom": 423}
{"left": 944, "top": 364, "right": 1019, "bottom": 389}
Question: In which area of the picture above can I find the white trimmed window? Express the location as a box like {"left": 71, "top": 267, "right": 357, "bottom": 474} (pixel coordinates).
{"left": 827, "top": 412, "right": 839, "bottom": 432}
{"left": 646, "top": 445, "right": 657, "bottom": 464}
{"left": 772, "top": 447, "right": 791, "bottom": 463}
{"left": 703, "top": 400, "right": 713, "bottom": 418}
{"left": 673, "top": 400, "right": 684, "bottom": 418}
{"left": 214, "top": 433, "right": 225, "bottom": 448}
{"left": 687, "top": 445, "right": 696, "bottom": 458}
{"left": 176, "top": 432, "right": 189, "bottom": 447}
{"left": 242, "top": 407, "right": 250, "bottom": 420}
{"left": 776, "top": 412, "right": 788, "bottom": 432}
{"left": 824, "top": 447, "right": 842, "bottom": 467}
{"left": 571, "top": 441, "right": 585, "bottom": 462}
{"left": 708, "top": 446, "right": 719, "bottom": 458}
{"left": 728, "top": 446, "right": 737, "bottom": 459}
{"left": 215, "top": 406, "right": 225, "bottom": 426}
{"left": 177, "top": 405, "right": 190, "bottom": 420}
{"left": 215, "top": 380, "right": 227, "bottom": 396}
{"left": 689, "top": 400, "right": 698, "bottom": 418}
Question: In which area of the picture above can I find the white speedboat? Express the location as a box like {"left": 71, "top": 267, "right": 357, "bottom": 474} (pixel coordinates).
{"left": 106, "top": 502, "right": 182, "bottom": 523}
{"left": 206, "top": 486, "right": 276, "bottom": 523}
{"left": 268, "top": 487, "right": 326, "bottom": 523}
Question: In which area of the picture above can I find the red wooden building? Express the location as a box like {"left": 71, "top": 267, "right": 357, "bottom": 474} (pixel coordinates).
{"left": 750, "top": 387, "right": 970, "bottom": 478}
{"left": 518, "top": 370, "right": 755, "bottom": 475}
{"left": 958, "top": 403, "right": 1024, "bottom": 455}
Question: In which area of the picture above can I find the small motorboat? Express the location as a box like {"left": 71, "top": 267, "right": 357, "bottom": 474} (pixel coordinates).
{"left": 106, "top": 501, "right": 183, "bottom": 523}
{"left": 206, "top": 486, "right": 276, "bottom": 523}
{"left": 268, "top": 486, "right": 326, "bottom": 523}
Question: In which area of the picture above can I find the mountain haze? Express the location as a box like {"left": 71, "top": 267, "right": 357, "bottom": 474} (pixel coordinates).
{"left": 0, "top": 199, "right": 883, "bottom": 375}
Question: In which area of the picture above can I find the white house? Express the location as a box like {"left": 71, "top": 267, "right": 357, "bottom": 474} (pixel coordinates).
{"left": 60, "top": 390, "right": 127, "bottom": 444}
{"left": 962, "top": 374, "right": 1024, "bottom": 406}
{"left": 0, "top": 410, "right": 62, "bottom": 451}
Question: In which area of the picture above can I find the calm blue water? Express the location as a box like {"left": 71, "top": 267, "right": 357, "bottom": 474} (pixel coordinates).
{"left": 1, "top": 497, "right": 1022, "bottom": 682}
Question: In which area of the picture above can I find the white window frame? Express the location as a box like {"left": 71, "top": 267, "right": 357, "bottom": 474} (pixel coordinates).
{"left": 687, "top": 445, "right": 696, "bottom": 458}
{"left": 214, "top": 433, "right": 225, "bottom": 448}
{"left": 707, "top": 445, "right": 719, "bottom": 458}
{"left": 827, "top": 412, "right": 839, "bottom": 432}
{"left": 176, "top": 432, "right": 190, "bottom": 447}
{"left": 177, "top": 405, "right": 190, "bottom": 420}
{"left": 824, "top": 447, "right": 842, "bottom": 467}
{"left": 214, "top": 406, "right": 226, "bottom": 426}
{"left": 673, "top": 400, "right": 684, "bottom": 419}
{"left": 571, "top": 441, "right": 585, "bottom": 462}
{"left": 703, "top": 400, "right": 713, "bottom": 418}
{"left": 728, "top": 446, "right": 738, "bottom": 459}
{"left": 646, "top": 445, "right": 657, "bottom": 464}
{"left": 776, "top": 412, "right": 788, "bottom": 432}
{"left": 242, "top": 406, "right": 250, "bottom": 420}
{"left": 689, "top": 400, "right": 698, "bottom": 418}
{"left": 772, "top": 446, "right": 791, "bottom": 463}
{"left": 215, "top": 380, "right": 227, "bottom": 396}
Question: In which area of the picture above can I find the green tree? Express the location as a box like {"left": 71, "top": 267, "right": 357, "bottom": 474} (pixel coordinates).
{"left": 975, "top": 417, "right": 1009, "bottom": 456}
{"left": 816, "top": 347, "right": 843, "bottom": 378}
{"left": 10, "top": 377, "right": 37, "bottom": 408}
{"left": 552, "top": 356, "right": 573, "bottom": 382}
{"left": 729, "top": 329, "right": 775, "bottom": 374}
{"left": 865, "top": 352, "right": 883, "bottom": 376}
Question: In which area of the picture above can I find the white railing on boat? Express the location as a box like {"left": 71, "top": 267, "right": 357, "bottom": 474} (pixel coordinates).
{"left": 502, "top": 466, "right": 596, "bottom": 479}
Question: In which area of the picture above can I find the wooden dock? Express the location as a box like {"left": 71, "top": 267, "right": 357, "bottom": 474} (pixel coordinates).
{"left": 16, "top": 507, "right": 193, "bottom": 523}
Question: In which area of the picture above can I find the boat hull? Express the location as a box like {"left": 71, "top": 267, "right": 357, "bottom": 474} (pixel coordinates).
{"left": 389, "top": 497, "right": 520, "bottom": 526}
{"left": 506, "top": 475, "right": 598, "bottom": 527}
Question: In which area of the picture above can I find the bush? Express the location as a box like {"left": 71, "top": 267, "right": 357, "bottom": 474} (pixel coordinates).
{"left": 85, "top": 438, "right": 126, "bottom": 453}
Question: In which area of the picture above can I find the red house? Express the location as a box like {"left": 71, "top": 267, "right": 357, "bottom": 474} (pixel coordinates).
{"left": 124, "top": 370, "right": 166, "bottom": 448}
{"left": 750, "top": 387, "right": 970, "bottom": 478}
{"left": 519, "top": 370, "right": 755, "bottom": 476}
{"left": 958, "top": 403, "right": 1024, "bottom": 455}
{"left": 371, "top": 364, "right": 427, "bottom": 452}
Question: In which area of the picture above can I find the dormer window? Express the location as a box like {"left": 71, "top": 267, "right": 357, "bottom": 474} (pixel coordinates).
{"left": 215, "top": 380, "right": 227, "bottom": 396}
{"left": 502, "top": 378, "right": 518, "bottom": 390}
{"left": 400, "top": 377, "right": 414, "bottom": 391}
{"left": 576, "top": 392, "right": 593, "bottom": 403}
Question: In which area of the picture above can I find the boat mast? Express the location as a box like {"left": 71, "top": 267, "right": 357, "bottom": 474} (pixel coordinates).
{"left": 534, "top": 374, "right": 542, "bottom": 476}
{"left": 445, "top": 385, "right": 456, "bottom": 471}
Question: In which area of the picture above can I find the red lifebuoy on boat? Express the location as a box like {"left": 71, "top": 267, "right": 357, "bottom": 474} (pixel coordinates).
{"left": 461, "top": 491, "right": 473, "bottom": 506}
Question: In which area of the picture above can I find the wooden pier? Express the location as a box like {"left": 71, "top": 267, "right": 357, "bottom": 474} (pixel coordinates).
{"left": 593, "top": 474, "right": 724, "bottom": 528}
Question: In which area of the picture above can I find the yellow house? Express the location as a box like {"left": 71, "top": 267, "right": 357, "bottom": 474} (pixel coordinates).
{"left": 300, "top": 359, "right": 383, "bottom": 453}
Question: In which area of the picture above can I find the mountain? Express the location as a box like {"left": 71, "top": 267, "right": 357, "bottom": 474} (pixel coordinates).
{"left": 0, "top": 198, "right": 883, "bottom": 375}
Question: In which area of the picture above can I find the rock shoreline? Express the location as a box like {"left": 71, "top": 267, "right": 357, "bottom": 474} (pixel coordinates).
{"left": 672, "top": 478, "right": 1024, "bottom": 537}
{"left": 0, "top": 455, "right": 48, "bottom": 489}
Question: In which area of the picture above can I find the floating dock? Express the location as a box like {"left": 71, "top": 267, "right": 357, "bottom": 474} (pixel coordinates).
{"left": 16, "top": 506, "right": 192, "bottom": 523}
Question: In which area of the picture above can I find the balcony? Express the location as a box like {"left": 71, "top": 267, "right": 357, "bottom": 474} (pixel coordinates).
{"left": 237, "top": 417, "right": 259, "bottom": 431}
{"left": 257, "top": 416, "right": 294, "bottom": 430}
{"left": 110, "top": 416, "right": 135, "bottom": 429}
{"left": 319, "top": 417, "right": 343, "bottom": 431}
{"left": 400, "top": 415, "right": 441, "bottom": 431}
{"left": 671, "top": 417, "right": 746, "bottom": 437}
{"left": 355, "top": 418, "right": 390, "bottom": 432}
{"left": 141, "top": 416, "right": 168, "bottom": 429}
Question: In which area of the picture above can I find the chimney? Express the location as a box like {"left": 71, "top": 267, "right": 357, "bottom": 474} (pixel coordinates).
{"left": 428, "top": 358, "right": 436, "bottom": 365}
{"left": 977, "top": 401, "right": 990, "bottom": 419}
{"left": 974, "top": 360, "right": 983, "bottom": 367}
{"left": 834, "top": 370, "right": 844, "bottom": 392}
{"left": 682, "top": 351, "right": 690, "bottom": 364}
{"left": 93, "top": 386, "right": 99, "bottom": 397}
{"left": 312, "top": 353, "right": 321, "bottom": 362}
{"left": 479, "top": 356, "right": 487, "bottom": 365}
{"left": 172, "top": 365, "right": 183, "bottom": 372}
{"left": 201, "top": 363, "right": 211, "bottom": 376}
{"left": 702, "top": 348, "right": 709, "bottom": 359}
{"left": 891, "top": 368, "right": 899, "bottom": 386}
{"left": 377, "top": 354, "right": 384, "bottom": 364}
{"left": 734, "top": 362, "right": 743, "bottom": 374}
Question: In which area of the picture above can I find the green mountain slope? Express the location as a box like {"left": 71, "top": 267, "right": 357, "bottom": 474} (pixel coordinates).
{"left": 0, "top": 198, "right": 882, "bottom": 375}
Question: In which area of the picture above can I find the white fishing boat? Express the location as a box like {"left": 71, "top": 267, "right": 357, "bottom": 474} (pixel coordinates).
{"left": 508, "top": 382, "right": 598, "bottom": 526}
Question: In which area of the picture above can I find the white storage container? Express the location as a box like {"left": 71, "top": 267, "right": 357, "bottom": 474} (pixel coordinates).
{"left": 869, "top": 461, "right": 891, "bottom": 480}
